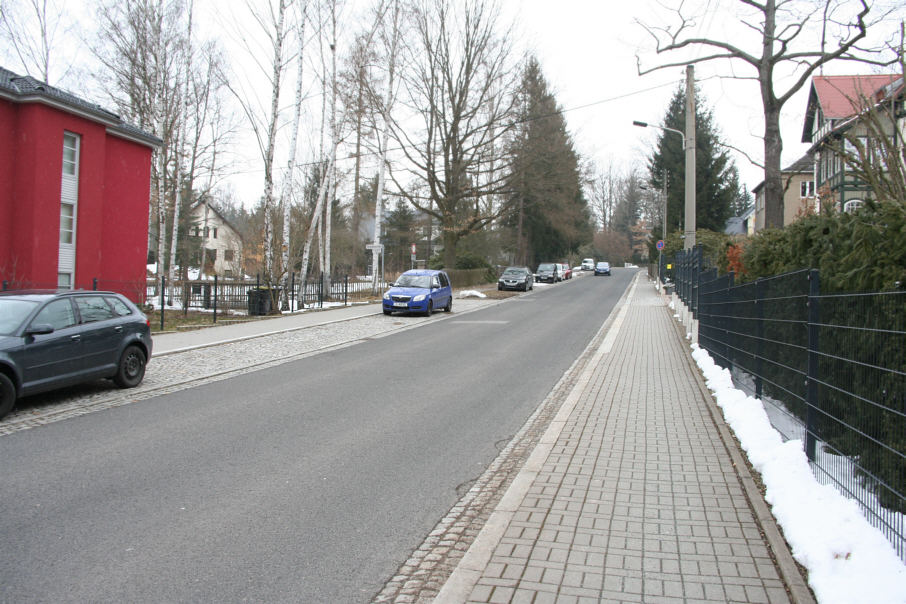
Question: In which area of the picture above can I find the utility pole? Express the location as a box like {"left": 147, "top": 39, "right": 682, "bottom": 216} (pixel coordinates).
{"left": 684, "top": 64, "right": 696, "bottom": 250}
{"left": 683, "top": 65, "right": 695, "bottom": 250}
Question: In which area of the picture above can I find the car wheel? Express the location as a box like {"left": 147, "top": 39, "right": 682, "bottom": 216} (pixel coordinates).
{"left": 498, "top": 284, "right": 502, "bottom": 291}
{"left": 0, "top": 373, "right": 16, "bottom": 420}
{"left": 444, "top": 297, "right": 452, "bottom": 312}
{"left": 424, "top": 301, "right": 433, "bottom": 317}
{"left": 113, "top": 345, "right": 146, "bottom": 388}
{"left": 383, "top": 309, "right": 392, "bottom": 315}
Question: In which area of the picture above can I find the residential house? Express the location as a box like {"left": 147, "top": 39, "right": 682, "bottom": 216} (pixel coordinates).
{"left": 188, "top": 201, "right": 243, "bottom": 279}
{"left": 751, "top": 153, "right": 817, "bottom": 231}
{"left": 0, "top": 66, "right": 159, "bottom": 301}
{"left": 801, "top": 74, "right": 903, "bottom": 212}
{"left": 724, "top": 206, "right": 755, "bottom": 236}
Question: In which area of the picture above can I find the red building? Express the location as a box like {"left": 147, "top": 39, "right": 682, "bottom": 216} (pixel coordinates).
{"left": 0, "top": 67, "right": 159, "bottom": 302}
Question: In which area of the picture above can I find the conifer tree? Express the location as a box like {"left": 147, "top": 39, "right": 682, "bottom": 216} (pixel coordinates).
{"left": 505, "top": 57, "right": 592, "bottom": 266}
{"left": 647, "top": 85, "right": 743, "bottom": 235}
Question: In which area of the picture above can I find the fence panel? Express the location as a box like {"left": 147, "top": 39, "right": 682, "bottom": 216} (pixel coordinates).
{"left": 693, "top": 260, "right": 905, "bottom": 559}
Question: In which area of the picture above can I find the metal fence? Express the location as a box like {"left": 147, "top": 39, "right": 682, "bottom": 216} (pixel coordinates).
{"left": 146, "top": 274, "right": 387, "bottom": 314}
{"left": 671, "top": 247, "right": 906, "bottom": 560}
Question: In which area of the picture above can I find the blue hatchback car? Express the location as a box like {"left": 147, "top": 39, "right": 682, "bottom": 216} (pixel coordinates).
{"left": 383, "top": 269, "right": 453, "bottom": 316}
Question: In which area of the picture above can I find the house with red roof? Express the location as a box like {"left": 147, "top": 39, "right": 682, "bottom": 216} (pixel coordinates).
{"left": 801, "top": 74, "right": 903, "bottom": 212}
{"left": 0, "top": 67, "right": 159, "bottom": 302}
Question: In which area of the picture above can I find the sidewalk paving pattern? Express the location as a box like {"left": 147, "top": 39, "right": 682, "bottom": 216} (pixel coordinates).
{"left": 427, "top": 277, "right": 810, "bottom": 603}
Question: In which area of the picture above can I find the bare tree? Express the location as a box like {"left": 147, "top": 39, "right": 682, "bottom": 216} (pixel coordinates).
{"left": 0, "top": 0, "right": 78, "bottom": 84}
{"left": 95, "top": 0, "right": 185, "bottom": 281}
{"left": 279, "top": 1, "right": 308, "bottom": 308}
{"left": 225, "top": 0, "right": 294, "bottom": 285}
{"left": 367, "top": 0, "right": 401, "bottom": 290}
{"left": 637, "top": 0, "right": 901, "bottom": 228}
{"left": 388, "top": 0, "right": 518, "bottom": 267}
{"left": 836, "top": 26, "right": 906, "bottom": 209}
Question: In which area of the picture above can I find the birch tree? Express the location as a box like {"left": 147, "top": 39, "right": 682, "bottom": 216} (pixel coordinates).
{"left": 280, "top": 1, "right": 307, "bottom": 309}
{"left": 369, "top": 0, "right": 401, "bottom": 291}
{"left": 226, "top": 0, "right": 293, "bottom": 286}
{"left": 0, "top": 0, "right": 79, "bottom": 85}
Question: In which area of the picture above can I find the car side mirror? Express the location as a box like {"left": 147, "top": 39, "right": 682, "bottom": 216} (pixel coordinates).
{"left": 388, "top": 282, "right": 395, "bottom": 287}
{"left": 26, "top": 323, "right": 54, "bottom": 336}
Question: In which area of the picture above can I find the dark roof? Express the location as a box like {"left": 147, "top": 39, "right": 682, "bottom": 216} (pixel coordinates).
{"left": 783, "top": 153, "right": 814, "bottom": 173}
{"left": 0, "top": 66, "right": 160, "bottom": 148}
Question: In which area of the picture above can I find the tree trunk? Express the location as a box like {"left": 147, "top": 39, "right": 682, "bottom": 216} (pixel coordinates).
{"left": 263, "top": 0, "right": 288, "bottom": 285}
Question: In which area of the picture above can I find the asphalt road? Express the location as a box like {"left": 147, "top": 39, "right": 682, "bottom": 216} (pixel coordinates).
{"left": 0, "top": 269, "right": 635, "bottom": 603}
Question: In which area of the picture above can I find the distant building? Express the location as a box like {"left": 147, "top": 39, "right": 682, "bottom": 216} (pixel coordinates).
{"left": 0, "top": 66, "right": 159, "bottom": 301}
{"left": 752, "top": 153, "right": 817, "bottom": 231}
{"left": 724, "top": 206, "right": 755, "bottom": 236}
{"left": 187, "top": 202, "right": 243, "bottom": 279}
{"left": 801, "top": 74, "right": 903, "bottom": 212}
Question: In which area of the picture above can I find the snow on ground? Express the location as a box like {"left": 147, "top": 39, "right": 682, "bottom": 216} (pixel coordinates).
{"left": 690, "top": 344, "right": 906, "bottom": 604}
{"left": 457, "top": 290, "right": 486, "bottom": 299}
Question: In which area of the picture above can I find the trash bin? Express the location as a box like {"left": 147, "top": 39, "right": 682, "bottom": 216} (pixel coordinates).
{"left": 247, "top": 288, "right": 281, "bottom": 315}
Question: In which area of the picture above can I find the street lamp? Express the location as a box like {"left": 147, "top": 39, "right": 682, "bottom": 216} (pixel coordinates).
{"left": 633, "top": 108, "right": 696, "bottom": 251}
{"left": 632, "top": 120, "right": 685, "bottom": 150}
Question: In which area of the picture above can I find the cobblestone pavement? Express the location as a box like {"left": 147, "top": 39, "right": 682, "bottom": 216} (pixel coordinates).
{"left": 377, "top": 276, "right": 812, "bottom": 604}
{"left": 0, "top": 298, "right": 496, "bottom": 436}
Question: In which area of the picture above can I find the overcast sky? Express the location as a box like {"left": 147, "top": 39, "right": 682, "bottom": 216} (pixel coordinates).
{"left": 3, "top": 0, "right": 903, "bottom": 206}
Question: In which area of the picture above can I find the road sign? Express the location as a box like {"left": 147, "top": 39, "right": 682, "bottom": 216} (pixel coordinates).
{"left": 411, "top": 243, "right": 417, "bottom": 254}
{"left": 366, "top": 243, "right": 383, "bottom": 251}
{"left": 656, "top": 239, "right": 665, "bottom": 250}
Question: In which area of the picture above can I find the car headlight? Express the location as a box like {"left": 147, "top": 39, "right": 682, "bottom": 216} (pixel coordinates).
{"left": 383, "top": 292, "right": 390, "bottom": 300}
{"left": 413, "top": 294, "right": 426, "bottom": 302}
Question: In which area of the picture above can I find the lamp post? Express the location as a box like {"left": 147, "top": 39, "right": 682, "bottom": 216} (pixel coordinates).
{"left": 633, "top": 67, "right": 696, "bottom": 250}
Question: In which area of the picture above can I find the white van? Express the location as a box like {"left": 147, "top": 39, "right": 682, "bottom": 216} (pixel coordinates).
{"left": 581, "top": 258, "right": 594, "bottom": 271}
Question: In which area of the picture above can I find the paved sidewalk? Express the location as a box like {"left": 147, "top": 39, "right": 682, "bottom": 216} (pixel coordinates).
{"left": 433, "top": 276, "right": 813, "bottom": 604}
{"left": 152, "top": 302, "right": 382, "bottom": 355}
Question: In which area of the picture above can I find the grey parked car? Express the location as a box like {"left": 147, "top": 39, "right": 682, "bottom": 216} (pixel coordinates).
{"left": 498, "top": 267, "right": 534, "bottom": 291}
{"left": 0, "top": 290, "right": 152, "bottom": 419}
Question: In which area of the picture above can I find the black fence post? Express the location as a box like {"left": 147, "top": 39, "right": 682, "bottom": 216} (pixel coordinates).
{"left": 755, "top": 278, "right": 765, "bottom": 400}
{"left": 805, "top": 269, "right": 820, "bottom": 462}
{"left": 344, "top": 275, "right": 348, "bottom": 306}
{"left": 318, "top": 272, "right": 324, "bottom": 308}
{"left": 291, "top": 272, "right": 295, "bottom": 311}
{"left": 2, "top": 281, "right": 7, "bottom": 291}
{"left": 213, "top": 275, "right": 218, "bottom": 324}
{"left": 160, "top": 276, "right": 166, "bottom": 331}
{"left": 92, "top": 277, "right": 98, "bottom": 291}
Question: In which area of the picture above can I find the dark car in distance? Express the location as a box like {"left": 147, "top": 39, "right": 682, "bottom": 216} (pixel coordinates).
{"left": 0, "top": 290, "right": 152, "bottom": 420}
{"left": 498, "top": 267, "right": 534, "bottom": 292}
{"left": 382, "top": 269, "right": 453, "bottom": 316}
{"left": 536, "top": 263, "right": 560, "bottom": 283}
{"left": 594, "top": 261, "right": 612, "bottom": 276}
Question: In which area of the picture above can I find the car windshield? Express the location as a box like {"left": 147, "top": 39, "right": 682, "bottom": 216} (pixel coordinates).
{"left": 395, "top": 274, "right": 432, "bottom": 289}
{"left": 0, "top": 299, "right": 39, "bottom": 335}
{"left": 597, "top": 263, "right": 608, "bottom": 268}
{"left": 538, "top": 263, "right": 555, "bottom": 271}
{"left": 502, "top": 269, "right": 524, "bottom": 277}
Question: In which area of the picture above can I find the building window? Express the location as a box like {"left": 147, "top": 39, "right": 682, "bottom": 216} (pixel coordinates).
{"left": 800, "top": 181, "right": 815, "bottom": 198}
{"left": 60, "top": 203, "right": 75, "bottom": 243}
{"left": 58, "top": 273, "right": 72, "bottom": 289}
{"left": 224, "top": 249, "right": 234, "bottom": 262}
{"left": 213, "top": 227, "right": 218, "bottom": 239}
{"left": 62, "top": 133, "right": 78, "bottom": 175}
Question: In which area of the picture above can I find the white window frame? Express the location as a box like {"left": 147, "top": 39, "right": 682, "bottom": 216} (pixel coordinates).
{"left": 59, "top": 132, "right": 80, "bottom": 287}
